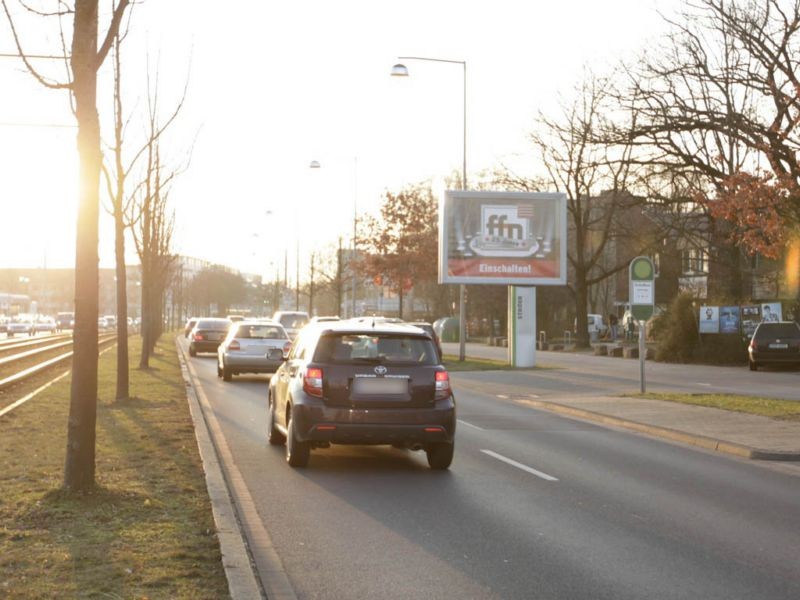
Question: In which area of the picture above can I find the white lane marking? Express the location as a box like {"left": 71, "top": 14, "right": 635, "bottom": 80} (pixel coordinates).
{"left": 457, "top": 418, "right": 485, "bottom": 431}
{"left": 696, "top": 382, "right": 712, "bottom": 387}
{"left": 480, "top": 449, "right": 559, "bottom": 481}
{"left": 496, "top": 394, "right": 509, "bottom": 399}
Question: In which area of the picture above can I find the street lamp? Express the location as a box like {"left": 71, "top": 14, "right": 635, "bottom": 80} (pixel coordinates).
{"left": 391, "top": 56, "right": 468, "bottom": 360}
{"left": 308, "top": 157, "right": 359, "bottom": 318}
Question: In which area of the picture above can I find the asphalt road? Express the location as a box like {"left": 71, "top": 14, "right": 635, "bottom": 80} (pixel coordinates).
{"left": 184, "top": 342, "right": 800, "bottom": 600}
{"left": 442, "top": 342, "right": 800, "bottom": 401}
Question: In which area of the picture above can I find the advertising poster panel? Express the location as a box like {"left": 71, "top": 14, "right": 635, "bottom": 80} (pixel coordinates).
{"left": 741, "top": 305, "right": 760, "bottom": 337}
{"left": 761, "top": 302, "right": 782, "bottom": 322}
{"left": 699, "top": 305, "right": 719, "bottom": 333}
{"left": 719, "top": 306, "right": 740, "bottom": 334}
{"left": 439, "top": 191, "right": 567, "bottom": 285}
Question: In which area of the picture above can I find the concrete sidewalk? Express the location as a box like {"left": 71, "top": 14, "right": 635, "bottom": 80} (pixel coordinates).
{"left": 444, "top": 342, "right": 800, "bottom": 461}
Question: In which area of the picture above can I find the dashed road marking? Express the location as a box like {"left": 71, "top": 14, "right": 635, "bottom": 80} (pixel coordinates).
{"left": 480, "top": 449, "right": 559, "bottom": 481}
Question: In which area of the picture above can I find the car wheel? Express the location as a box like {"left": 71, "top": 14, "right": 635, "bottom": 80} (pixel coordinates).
{"left": 217, "top": 362, "right": 223, "bottom": 378}
{"left": 222, "top": 363, "right": 233, "bottom": 382}
{"left": 267, "top": 396, "right": 286, "bottom": 446}
{"left": 189, "top": 345, "right": 197, "bottom": 357}
{"left": 426, "top": 442, "right": 454, "bottom": 470}
{"left": 286, "top": 411, "right": 310, "bottom": 468}
{"left": 749, "top": 360, "right": 758, "bottom": 371}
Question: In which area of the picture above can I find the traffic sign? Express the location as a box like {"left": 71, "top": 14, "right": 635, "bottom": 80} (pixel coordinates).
{"left": 629, "top": 256, "right": 655, "bottom": 321}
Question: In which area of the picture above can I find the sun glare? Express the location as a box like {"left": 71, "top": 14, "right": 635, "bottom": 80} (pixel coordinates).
{"left": 0, "top": 125, "right": 78, "bottom": 267}
{"left": 786, "top": 239, "right": 800, "bottom": 298}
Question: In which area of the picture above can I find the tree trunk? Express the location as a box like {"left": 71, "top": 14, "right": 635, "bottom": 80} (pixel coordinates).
{"left": 64, "top": 0, "right": 101, "bottom": 492}
{"left": 139, "top": 269, "right": 150, "bottom": 368}
{"left": 398, "top": 286, "right": 404, "bottom": 320}
{"left": 114, "top": 209, "right": 129, "bottom": 400}
{"left": 574, "top": 269, "right": 590, "bottom": 349}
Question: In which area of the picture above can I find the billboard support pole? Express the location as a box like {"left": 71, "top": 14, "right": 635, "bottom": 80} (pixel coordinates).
{"left": 458, "top": 285, "right": 466, "bottom": 361}
{"left": 508, "top": 285, "right": 536, "bottom": 368}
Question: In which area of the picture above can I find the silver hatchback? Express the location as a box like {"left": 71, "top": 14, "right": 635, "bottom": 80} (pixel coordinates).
{"left": 217, "top": 321, "right": 291, "bottom": 381}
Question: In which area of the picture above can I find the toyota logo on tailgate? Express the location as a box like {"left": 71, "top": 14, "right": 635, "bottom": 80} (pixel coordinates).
{"left": 374, "top": 365, "right": 387, "bottom": 376}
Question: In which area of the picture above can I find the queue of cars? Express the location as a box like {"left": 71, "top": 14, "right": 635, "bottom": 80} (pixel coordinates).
{"left": 2, "top": 314, "right": 58, "bottom": 337}
{"left": 185, "top": 312, "right": 452, "bottom": 469}
{"left": 0, "top": 312, "right": 143, "bottom": 338}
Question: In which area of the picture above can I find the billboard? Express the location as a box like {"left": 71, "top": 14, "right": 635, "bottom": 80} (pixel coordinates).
{"left": 699, "top": 305, "right": 719, "bottom": 333}
{"left": 719, "top": 306, "right": 740, "bottom": 334}
{"left": 741, "top": 305, "right": 761, "bottom": 337}
{"left": 439, "top": 191, "right": 567, "bottom": 285}
{"left": 761, "top": 302, "right": 782, "bottom": 322}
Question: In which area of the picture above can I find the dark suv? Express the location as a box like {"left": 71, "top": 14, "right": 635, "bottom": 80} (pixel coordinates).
{"left": 189, "top": 318, "right": 232, "bottom": 356}
{"left": 266, "top": 321, "right": 456, "bottom": 469}
{"left": 748, "top": 321, "right": 800, "bottom": 370}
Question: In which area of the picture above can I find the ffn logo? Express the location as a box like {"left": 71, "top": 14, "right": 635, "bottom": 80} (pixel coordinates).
{"left": 481, "top": 205, "right": 529, "bottom": 244}
{"left": 486, "top": 214, "right": 524, "bottom": 239}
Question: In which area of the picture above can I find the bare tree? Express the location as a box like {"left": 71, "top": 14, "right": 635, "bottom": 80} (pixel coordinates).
{"left": 2, "top": 0, "right": 131, "bottom": 491}
{"left": 621, "top": 0, "right": 800, "bottom": 288}
{"left": 130, "top": 139, "right": 178, "bottom": 368}
{"left": 101, "top": 37, "right": 187, "bottom": 397}
{"left": 499, "top": 74, "right": 658, "bottom": 347}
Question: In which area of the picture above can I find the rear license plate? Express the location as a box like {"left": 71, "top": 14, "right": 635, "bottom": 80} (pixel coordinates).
{"left": 352, "top": 378, "right": 408, "bottom": 395}
{"left": 769, "top": 343, "right": 788, "bottom": 349}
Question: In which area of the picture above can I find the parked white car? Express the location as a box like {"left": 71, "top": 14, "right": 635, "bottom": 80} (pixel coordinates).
{"left": 7, "top": 319, "right": 34, "bottom": 337}
{"left": 34, "top": 317, "right": 57, "bottom": 334}
{"left": 574, "top": 314, "right": 609, "bottom": 341}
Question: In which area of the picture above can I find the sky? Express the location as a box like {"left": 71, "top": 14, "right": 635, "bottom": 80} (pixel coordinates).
{"left": 0, "top": 0, "right": 679, "bottom": 281}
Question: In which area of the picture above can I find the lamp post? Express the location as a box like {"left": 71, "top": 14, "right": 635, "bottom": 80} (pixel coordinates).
{"left": 308, "top": 158, "right": 359, "bottom": 318}
{"left": 391, "top": 56, "right": 468, "bottom": 360}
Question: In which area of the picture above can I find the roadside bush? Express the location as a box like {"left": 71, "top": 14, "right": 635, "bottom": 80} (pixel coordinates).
{"left": 694, "top": 334, "right": 748, "bottom": 365}
{"left": 653, "top": 293, "right": 698, "bottom": 363}
{"left": 654, "top": 292, "right": 748, "bottom": 364}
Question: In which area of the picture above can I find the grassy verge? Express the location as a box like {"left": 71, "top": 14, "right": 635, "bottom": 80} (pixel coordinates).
{"left": 0, "top": 336, "right": 229, "bottom": 599}
{"left": 441, "top": 354, "right": 550, "bottom": 371}
{"left": 630, "top": 392, "right": 800, "bottom": 422}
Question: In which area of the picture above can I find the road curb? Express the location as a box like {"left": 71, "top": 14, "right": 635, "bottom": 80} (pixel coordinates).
{"left": 175, "top": 339, "right": 265, "bottom": 600}
{"left": 176, "top": 338, "right": 298, "bottom": 600}
{"left": 514, "top": 398, "right": 800, "bottom": 462}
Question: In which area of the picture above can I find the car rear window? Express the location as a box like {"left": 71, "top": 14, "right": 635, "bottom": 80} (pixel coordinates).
{"left": 235, "top": 324, "right": 286, "bottom": 339}
{"left": 314, "top": 333, "right": 439, "bottom": 365}
{"left": 755, "top": 323, "right": 800, "bottom": 339}
{"left": 197, "top": 319, "right": 230, "bottom": 330}
{"left": 279, "top": 314, "right": 309, "bottom": 329}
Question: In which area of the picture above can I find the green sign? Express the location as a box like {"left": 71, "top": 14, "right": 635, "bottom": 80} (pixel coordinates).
{"left": 629, "top": 256, "right": 655, "bottom": 321}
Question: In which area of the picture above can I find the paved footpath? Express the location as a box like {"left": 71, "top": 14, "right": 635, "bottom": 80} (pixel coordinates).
{"left": 443, "top": 342, "right": 800, "bottom": 461}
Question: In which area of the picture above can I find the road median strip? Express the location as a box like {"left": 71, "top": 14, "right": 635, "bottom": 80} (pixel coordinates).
{"left": 0, "top": 336, "right": 230, "bottom": 599}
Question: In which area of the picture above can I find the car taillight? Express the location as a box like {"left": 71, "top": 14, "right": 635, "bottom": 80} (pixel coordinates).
{"left": 228, "top": 340, "right": 241, "bottom": 351}
{"left": 435, "top": 370, "right": 451, "bottom": 399}
{"left": 750, "top": 339, "right": 757, "bottom": 350}
{"left": 194, "top": 333, "right": 204, "bottom": 341}
{"left": 283, "top": 341, "right": 292, "bottom": 354}
{"left": 303, "top": 367, "right": 323, "bottom": 398}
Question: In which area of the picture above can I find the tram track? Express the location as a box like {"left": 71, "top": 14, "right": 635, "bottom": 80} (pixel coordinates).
{"left": 0, "top": 335, "right": 117, "bottom": 415}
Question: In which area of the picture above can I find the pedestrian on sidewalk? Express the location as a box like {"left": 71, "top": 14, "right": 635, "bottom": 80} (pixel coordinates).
{"left": 609, "top": 313, "right": 619, "bottom": 341}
